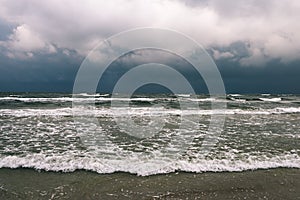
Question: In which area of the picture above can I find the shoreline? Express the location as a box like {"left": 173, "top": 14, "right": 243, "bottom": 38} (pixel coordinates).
{"left": 0, "top": 167, "right": 299, "bottom": 199}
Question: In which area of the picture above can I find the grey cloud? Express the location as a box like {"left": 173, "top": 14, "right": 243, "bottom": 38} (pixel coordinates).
{"left": 209, "top": 41, "right": 250, "bottom": 61}
{"left": 0, "top": 0, "right": 299, "bottom": 66}
{"left": 0, "top": 18, "right": 14, "bottom": 40}
{"left": 0, "top": 0, "right": 299, "bottom": 93}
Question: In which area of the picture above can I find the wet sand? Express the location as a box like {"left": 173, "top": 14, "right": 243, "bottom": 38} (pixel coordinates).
{"left": 0, "top": 168, "right": 299, "bottom": 199}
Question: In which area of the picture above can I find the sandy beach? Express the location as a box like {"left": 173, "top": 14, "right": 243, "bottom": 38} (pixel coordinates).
{"left": 0, "top": 168, "right": 299, "bottom": 199}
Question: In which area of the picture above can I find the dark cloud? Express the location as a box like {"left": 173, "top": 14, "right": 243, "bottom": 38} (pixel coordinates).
{"left": 0, "top": 0, "right": 299, "bottom": 93}
{"left": 216, "top": 59, "right": 300, "bottom": 94}
{"left": 1, "top": 46, "right": 299, "bottom": 93}
{"left": 98, "top": 49, "right": 208, "bottom": 93}
{"left": 0, "top": 18, "right": 14, "bottom": 41}
{"left": 0, "top": 48, "right": 83, "bottom": 92}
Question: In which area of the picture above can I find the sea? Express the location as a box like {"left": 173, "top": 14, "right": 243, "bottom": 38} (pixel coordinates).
{"left": 0, "top": 92, "right": 299, "bottom": 177}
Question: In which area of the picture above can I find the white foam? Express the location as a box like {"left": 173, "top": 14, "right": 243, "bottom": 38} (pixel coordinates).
{"left": 1, "top": 106, "right": 300, "bottom": 117}
{"left": 189, "top": 98, "right": 217, "bottom": 102}
{"left": 0, "top": 97, "right": 156, "bottom": 102}
{"left": 0, "top": 153, "right": 299, "bottom": 176}
{"left": 259, "top": 97, "right": 281, "bottom": 102}
{"left": 76, "top": 93, "right": 109, "bottom": 97}
{"left": 0, "top": 108, "right": 72, "bottom": 116}
{"left": 0, "top": 97, "right": 74, "bottom": 102}
{"left": 177, "top": 94, "right": 191, "bottom": 97}
{"left": 275, "top": 107, "right": 300, "bottom": 113}
{"left": 229, "top": 94, "right": 242, "bottom": 97}
{"left": 228, "top": 97, "right": 246, "bottom": 102}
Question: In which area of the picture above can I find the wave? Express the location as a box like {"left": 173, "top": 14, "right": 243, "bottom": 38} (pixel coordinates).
{"left": 0, "top": 153, "right": 299, "bottom": 176}
{"left": 0, "top": 95, "right": 298, "bottom": 104}
{"left": 0, "top": 97, "right": 156, "bottom": 103}
{"left": 228, "top": 94, "right": 242, "bottom": 97}
{"left": 227, "top": 97, "right": 246, "bottom": 102}
{"left": 176, "top": 94, "right": 191, "bottom": 97}
{"left": 0, "top": 97, "right": 74, "bottom": 102}
{"left": 0, "top": 96, "right": 224, "bottom": 103}
{"left": 1, "top": 107, "right": 300, "bottom": 116}
{"left": 259, "top": 97, "right": 282, "bottom": 102}
{"left": 76, "top": 93, "right": 110, "bottom": 97}
{"left": 190, "top": 97, "right": 215, "bottom": 102}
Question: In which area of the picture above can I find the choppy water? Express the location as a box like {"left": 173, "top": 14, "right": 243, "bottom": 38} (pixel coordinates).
{"left": 0, "top": 93, "right": 299, "bottom": 176}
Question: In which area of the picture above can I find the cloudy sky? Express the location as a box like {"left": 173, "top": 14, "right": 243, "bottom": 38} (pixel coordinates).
{"left": 0, "top": 0, "right": 299, "bottom": 93}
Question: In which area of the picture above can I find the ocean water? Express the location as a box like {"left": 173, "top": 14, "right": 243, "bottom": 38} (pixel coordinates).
{"left": 0, "top": 93, "right": 299, "bottom": 176}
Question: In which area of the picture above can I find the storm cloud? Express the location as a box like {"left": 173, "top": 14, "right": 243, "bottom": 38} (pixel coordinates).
{"left": 0, "top": 0, "right": 299, "bottom": 93}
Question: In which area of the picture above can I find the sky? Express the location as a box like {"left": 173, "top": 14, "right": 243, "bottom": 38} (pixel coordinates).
{"left": 0, "top": 0, "right": 299, "bottom": 93}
